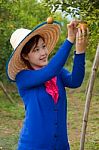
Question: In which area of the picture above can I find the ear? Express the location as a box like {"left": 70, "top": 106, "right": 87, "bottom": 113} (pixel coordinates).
{"left": 22, "top": 53, "right": 29, "bottom": 61}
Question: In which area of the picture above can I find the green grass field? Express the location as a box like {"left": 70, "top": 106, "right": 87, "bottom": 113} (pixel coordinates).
{"left": 0, "top": 64, "right": 99, "bottom": 150}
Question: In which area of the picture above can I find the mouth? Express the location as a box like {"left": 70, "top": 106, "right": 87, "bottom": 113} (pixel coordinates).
{"left": 40, "top": 56, "right": 47, "bottom": 61}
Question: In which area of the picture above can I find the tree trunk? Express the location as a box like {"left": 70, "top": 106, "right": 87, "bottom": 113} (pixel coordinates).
{"left": 80, "top": 43, "right": 99, "bottom": 150}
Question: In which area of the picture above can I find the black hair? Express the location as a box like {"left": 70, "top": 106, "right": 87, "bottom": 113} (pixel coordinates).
{"left": 21, "top": 34, "right": 44, "bottom": 68}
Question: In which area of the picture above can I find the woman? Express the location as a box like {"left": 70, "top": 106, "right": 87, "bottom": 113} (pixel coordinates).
{"left": 6, "top": 18, "right": 88, "bottom": 150}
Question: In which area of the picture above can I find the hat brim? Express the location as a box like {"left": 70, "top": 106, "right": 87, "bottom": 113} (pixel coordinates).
{"left": 7, "top": 21, "right": 61, "bottom": 81}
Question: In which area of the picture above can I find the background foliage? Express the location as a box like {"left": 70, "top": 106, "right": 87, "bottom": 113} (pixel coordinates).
{"left": 42, "top": 0, "right": 99, "bottom": 60}
{"left": 0, "top": 0, "right": 99, "bottom": 81}
{"left": 0, "top": 0, "right": 53, "bottom": 80}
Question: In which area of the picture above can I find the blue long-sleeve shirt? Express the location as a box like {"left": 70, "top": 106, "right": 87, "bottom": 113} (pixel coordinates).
{"left": 16, "top": 39, "right": 85, "bottom": 150}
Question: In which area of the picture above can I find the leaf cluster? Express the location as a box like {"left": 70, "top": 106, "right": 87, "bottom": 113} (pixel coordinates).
{"left": 0, "top": 0, "right": 51, "bottom": 80}
{"left": 42, "top": 0, "right": 99, "bottom": 61}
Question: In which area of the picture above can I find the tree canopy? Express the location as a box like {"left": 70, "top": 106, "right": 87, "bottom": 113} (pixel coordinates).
{"left": 0, "top": 0, "right": 99, "bottom": 81}
{"left": 0, "top": 0, "right": 51, "bottom": 80}
{"left": 42, "top": 0, "right": 99, "bottom": 60}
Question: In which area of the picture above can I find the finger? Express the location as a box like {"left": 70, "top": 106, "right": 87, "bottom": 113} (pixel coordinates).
{"left": 68, "top": 20, "right": 81, "bottom": 29}
{"left": 82, "top": 28, "right": 87, "bottom": 39}
{"left": 87, "top": 27, "right": 89, "bottom": 37}
{"left": 76, "top": 31, "right": 86, "bottom": 45}
{"left": 72, "top": 20, "right": 81, "bottom": 28}
{"left": 76, "top": 31, "right": 79, "bottom": 41}
{"left": 76, "top": 29, "right": 82, "bottom": 44}
{"left": 78, "top": 28, "right": 82, "bottom": 41}
{"left": 68, "top": 20, "right": 77, "bottom": 28}
{"left": 67, "top": 23, "right": 72, "bottom": 29}
{"left": 82, "top": 27, "right": 89, "bottom": 42}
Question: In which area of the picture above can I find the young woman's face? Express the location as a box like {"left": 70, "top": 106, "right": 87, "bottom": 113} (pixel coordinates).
{"left": 26, "top": 38, "right": 48, "bottom": 70}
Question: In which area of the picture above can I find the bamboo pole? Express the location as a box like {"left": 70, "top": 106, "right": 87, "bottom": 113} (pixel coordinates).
{"left": 80, "top": 43, "right": 99, "bottom": 150}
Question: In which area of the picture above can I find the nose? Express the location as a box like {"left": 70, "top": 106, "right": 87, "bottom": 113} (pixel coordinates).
{"left": 40, "top": 48, "right": 47, "bottom": 56}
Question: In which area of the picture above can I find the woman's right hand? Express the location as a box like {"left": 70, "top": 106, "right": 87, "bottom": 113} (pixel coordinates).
{"left": 67, "top": 20, "right": 80, "bottom": 43}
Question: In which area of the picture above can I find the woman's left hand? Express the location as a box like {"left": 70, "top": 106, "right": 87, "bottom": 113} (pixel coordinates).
{"left": 76, "top": 27, "right": 89, "bottom": 54}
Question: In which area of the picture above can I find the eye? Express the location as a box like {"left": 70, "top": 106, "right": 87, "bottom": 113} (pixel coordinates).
{"left": 42, "top": 44, "right": 46, "bottom": 48}
{"left": 36, "top": 48, "right": 39, "bottom": 51}
{"left": 34, "top": 48, "right": 39, "bottom": 52}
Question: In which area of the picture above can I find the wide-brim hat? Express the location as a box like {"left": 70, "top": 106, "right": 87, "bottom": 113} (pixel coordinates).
{"left": 6, "top": 18, "right": 61, "bottom": 82}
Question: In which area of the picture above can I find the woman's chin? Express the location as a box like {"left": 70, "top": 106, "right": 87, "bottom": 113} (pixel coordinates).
{"left": 41, "top": 62, "right": 48, "bottom": 67}
{"left": 41, "top": 60, "right": 48, "bottom": 66}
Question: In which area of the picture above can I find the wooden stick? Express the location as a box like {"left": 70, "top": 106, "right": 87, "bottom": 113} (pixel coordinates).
{"left": 0, "top": 81, "right": 14, "bottom": 104}
{"left": 80, "top": 43, "right": 99, "bottom": 150}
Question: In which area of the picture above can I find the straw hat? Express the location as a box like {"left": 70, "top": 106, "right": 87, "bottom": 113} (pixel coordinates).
{"left": 6, "top": 18, "right": 61, "bottom": 82}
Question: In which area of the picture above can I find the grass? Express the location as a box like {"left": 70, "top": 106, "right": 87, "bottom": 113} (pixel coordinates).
{"left": 0, "top": 64, "right": 99, "bottom": 150}
{"left": 0, "top": 91, "right": 24, "bottom": 150}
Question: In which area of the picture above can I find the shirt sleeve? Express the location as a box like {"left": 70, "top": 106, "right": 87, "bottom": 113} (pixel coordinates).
{"left": 16, "top": 39, "right": 73, "bottom": 90}
{"left": 59, "top": 52, "right": 85, "bottom": 88}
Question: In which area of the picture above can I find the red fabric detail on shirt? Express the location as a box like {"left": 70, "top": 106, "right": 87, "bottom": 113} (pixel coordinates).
{"left": 45, "top": 77, "right": 59, "bottom": 104}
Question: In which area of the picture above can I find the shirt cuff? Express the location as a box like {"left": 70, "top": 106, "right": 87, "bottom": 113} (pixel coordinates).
{"left": 74, "top": 51, "right": 85, "bottom": 64}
